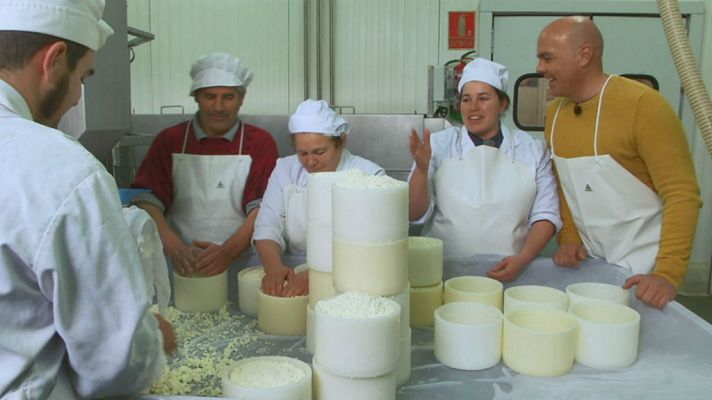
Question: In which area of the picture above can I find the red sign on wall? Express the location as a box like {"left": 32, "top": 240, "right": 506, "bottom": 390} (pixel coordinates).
{"left": 448, "top": 11, "right": 476, "bottom": 49}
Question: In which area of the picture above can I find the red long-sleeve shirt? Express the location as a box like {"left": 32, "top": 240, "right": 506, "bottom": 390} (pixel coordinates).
{"left": 132, "top": 120, "right": 278, "bottom": 213}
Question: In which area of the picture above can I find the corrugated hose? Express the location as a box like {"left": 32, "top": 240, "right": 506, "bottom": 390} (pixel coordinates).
{"left": 657, "top": 0, "right": 712, "bottom": 158}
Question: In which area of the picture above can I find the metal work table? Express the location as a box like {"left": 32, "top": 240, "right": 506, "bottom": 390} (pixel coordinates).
{"left": 139, "top": 255, "right": 712, "bottom": 400}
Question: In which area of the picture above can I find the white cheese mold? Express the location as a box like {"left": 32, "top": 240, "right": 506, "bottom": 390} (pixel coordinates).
{"left": 410, "top": 281, "right": 443, "bottom": 328}
{"left": 173, "top": 270, "right": 228, "bottom": 313}
{"left": 565, "top": 282, "right": 630, "bottom": 312}
{"left": 407, "top": 236, "right": 443, "bottom": 287}
{"left": 503, "top": 307, "right": 577, "bottom": 377}
{"left": 314, "top": 293, "right": 401, "bottom": 378}
{"left": 571, "top": 302, "right": 640, "bottom": 369}
{"left": 221, "top": 356, "right": 311, "bottom": 400}
{"left": 443, "top": 276, "right": 503, "bottom": 310}
{"left": 312, "top": 357, "right": 396, "bottom": 400}
{"left": 434, "top": 301, "right": 503, "bottom": 370}
{"left": 503, "top": 285, "right": 568, "bottom": 314}
{"left": 257, "top": 290, "right": 308, "bottom": 336}
{"left": 237, "top": 266, "right": 264, "bottom": 317}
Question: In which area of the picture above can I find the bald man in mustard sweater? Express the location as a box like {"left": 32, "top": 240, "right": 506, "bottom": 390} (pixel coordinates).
{"left": 537, "top": 16, "right": 701, "bottom": 309}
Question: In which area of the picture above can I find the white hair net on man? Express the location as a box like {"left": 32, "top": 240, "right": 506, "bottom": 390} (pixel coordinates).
{"left": 189, "top": 52, "right": 253, "bottom": 95}
{"left": 288, "top": 99, "right": 350, "bottom": 136}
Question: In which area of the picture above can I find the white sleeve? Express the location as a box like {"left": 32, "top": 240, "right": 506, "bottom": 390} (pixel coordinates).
{"left": 37, "top": 170, "right": 165, "bottom": 398}
{"left": 528, "top": 141, "right": 562, "bottom": 231}
{"left": 252, "top": 158, "right": 291, "bottom": 251}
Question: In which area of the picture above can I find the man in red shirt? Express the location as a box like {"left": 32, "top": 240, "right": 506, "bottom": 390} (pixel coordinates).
{"left": 132, "top": 53, "right": 278, "bottom": 290}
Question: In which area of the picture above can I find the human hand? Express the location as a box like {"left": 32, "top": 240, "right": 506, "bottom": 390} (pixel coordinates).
{"left": 261, "top": 265, "right": 293, "bottom": 297}
{"left": 165, "top": 240, "right": 200, "bottom": 276}
{"left": 487, "top": 254, "right": 529, "bottom": 282}
{"left": 623, "top": 273, "right": 676, "bottom": 309}
{"left": 409, "top": 128, "right": 431, "bottom": 173}
{"left": 193, "top": 240, "right": 231, "bottom": 276}
{"left": 553, "top": 243, "right": 588, "bottom": 268}
{"left": 283, "top": 270, "right": 309, "bottom": 297}
{"left": 153, "top": 313, "right": 176, "bottom": 354}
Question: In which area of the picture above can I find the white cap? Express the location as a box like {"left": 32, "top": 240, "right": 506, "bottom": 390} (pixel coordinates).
{"left": 288, "top": 99, "right": 349, "bottom": 136}
{"left": 189, "top": 53, "right": 253, "bottom": 95}
{"left": 0, "top": 0, "right": 113, "bottom": 51}
{"left": 457, "top": 58, "right": 509, "bottom": 94}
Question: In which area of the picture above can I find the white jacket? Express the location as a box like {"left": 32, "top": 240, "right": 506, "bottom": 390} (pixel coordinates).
{"left": 410, "top": 124, "right": 562, "bottom": 232}
{"left": 0, "top": 80, "right": 165, "bottom": 399}
{"left": 253, "top": 149, "right": 384, "bottom": 252}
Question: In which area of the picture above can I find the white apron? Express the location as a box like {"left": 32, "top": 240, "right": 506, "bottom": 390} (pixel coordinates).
{"left": 549, "top": 75, "right": 662, "bottom": 274}
{"left": 427, "top": 126, "right": 537, "bottom": 258}
{"left": 283, "top": 183, "right": 308, "bottom": 255}
{"left": 167, "top": 120, "right": 252, "bottom": 246}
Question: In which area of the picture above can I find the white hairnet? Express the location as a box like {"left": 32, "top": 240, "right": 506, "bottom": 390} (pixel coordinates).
{"left": 457, "top": 58, "right": 509, "bottom": 94}
{"left": 0, "top": 0, "right": 113, "bottom": 51}
{"left": 288, "top": 99, "right": 349, "bottom": 136}
{"left": 189, "top": 53, "right": 253, "bottom": 95}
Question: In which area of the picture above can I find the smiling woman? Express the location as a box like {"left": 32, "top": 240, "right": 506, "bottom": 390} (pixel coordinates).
{"left": 252, "top": 99, "right": 385, "bottom": 298}
{"left": 407, "top": 58, "right": 562, "bottom": 283}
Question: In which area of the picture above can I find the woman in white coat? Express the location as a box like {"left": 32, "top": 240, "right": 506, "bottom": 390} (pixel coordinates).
{"left": 409, "top": 58, "right": 561, "bottom": 281}
{"left": 254, "top": 99, "right": 384, "bottom": 296}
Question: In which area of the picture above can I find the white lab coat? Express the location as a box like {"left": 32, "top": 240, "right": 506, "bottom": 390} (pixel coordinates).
{"left": 409, "top": 124, "right": 561, "bottom": 246}
{"left": 0, "top": 80, "right": 165, "bottom": 399}
{"left": 253, "top": 149, "right": 384, "bottom": 257}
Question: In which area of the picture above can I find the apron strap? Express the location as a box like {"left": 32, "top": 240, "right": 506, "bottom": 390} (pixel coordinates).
{"left": 237, "top": 121, "right": 245, "bottom": 156}
{"left": 593, "top": 75, "right": 615, "bottom": 161}
{"left": 181, "top": 120, "right": 191, "bottom": 154}
{"left": 549, "top": 75, "right": 616, "bottom": 161}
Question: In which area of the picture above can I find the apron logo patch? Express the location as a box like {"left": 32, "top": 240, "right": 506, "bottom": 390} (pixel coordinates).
{"left": 216, "top": 181, "right": 224, "bottom": 189}
{"left": 585, "top": 184, "right": 593, "bottom": 192}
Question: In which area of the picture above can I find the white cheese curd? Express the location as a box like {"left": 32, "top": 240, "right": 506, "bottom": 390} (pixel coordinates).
{"left": 229, "top": 359, "right": 306, "bottom": 388}
{"left": 316, "top": 292, "right": 399, "bottom": 319}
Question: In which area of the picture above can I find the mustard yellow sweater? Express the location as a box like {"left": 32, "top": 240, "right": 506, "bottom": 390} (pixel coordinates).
{"left": 545, "top": 76, "right": 701, "bottom": 287}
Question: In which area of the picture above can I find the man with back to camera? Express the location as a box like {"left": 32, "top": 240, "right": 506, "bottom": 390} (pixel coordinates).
{"left": 131, "top": 53, "right": 278, "bottom": 293}
{"left": 537, "top": 16, "right": 701, "bottom": 309}
{"left": 0, "top": 0, "right": 175, "bottom": 398}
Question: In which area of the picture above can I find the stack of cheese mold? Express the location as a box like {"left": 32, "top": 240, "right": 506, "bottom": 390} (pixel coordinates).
{"left": 435, "top": 275, "right": 504, "bottom": 370}
{"left": 331, "top": 174, "right": 411, "bottom": 387}
{"left": 407, "top": 237, "right": 444, "bottom": 328}
{"left": 313, "top": 292, "right": 400, "bottom": 399}
{"left": 305, "top": 170, "right": 363, "bottom": 353}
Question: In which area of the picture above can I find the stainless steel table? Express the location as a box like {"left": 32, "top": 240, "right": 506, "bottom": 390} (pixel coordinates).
{"left": 140, "top": 255, "right": 712, "bottom": 400}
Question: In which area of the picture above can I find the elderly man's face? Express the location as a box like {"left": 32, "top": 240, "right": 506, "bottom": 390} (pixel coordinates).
{"left": 536, "top": 29, "right": 579, "bottom": 98}
{"left": 194, "top": 87, "right": 243, "bottom": 136}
